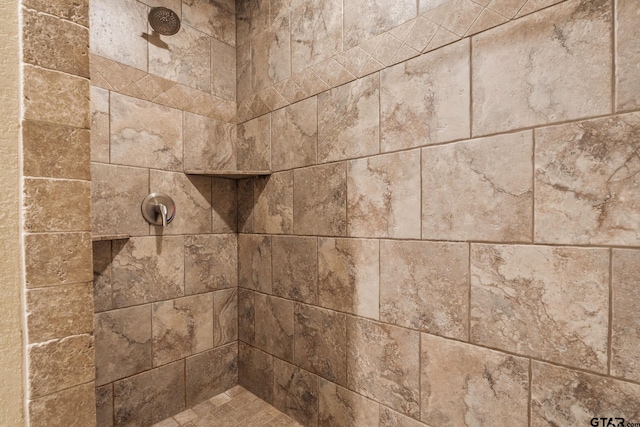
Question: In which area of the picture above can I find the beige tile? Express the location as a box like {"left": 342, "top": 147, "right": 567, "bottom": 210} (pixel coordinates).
{"left": 516, "top": 0, "right": 564, "bottom": 17}
{"left": 272, "top": 236, "right": 318, "bottom": 304}
{"left": 186, "top": 344, "right": 238, "bottom": 407}
{"left": 294, "top": 304, "right": 347, "bottom": 385}
{"left": 114, "top": 361, "right": 186, "bottom": 427}
{"left": 184, "top": 112, "right": 237, "bottom": 172}
{"left": 174, "top": 408, "right": 198, "bottom": 424}
{"left": 238, "top": 289, "right": 256, "bottom": 345}
{"left": 271, "top": 97, "right": 317, "bottom": 171}
{"left": 95, "top": 305, "right": 152, "bottom": 386}
{"left": 153, "top": 418, "right": 179, "bottom": 427}
{"left": 90, "top": 86, "right": 110, "bottom": 163}
{"left": 617, "top": 0, "right": 640, "bottom": 111}
{"left": 379, "top": 407, "right": 425, "bottom": 427}
{"left": 347, "top": 150, "right": 420, "bottom": 238}
{"left": 422, "top": 131, "right": 534, "bottom": 242}
{"left": 111, "top": 236, "right": 185, "bottom": 308}
{"left": 24, "top": 232, "right": 92, "bottom": 288}
{"left": 93, "top": 240, "right": 113, "bottom": 313}
{"left": 253, "top": 172, "right": 294, "bottom": 234}
{"left": 238, "top": 234, "right": 272, "bottom": 293}
{"left": 91, "top": 163, "right": 150, "bottom": 237}
{"left": 535, "top": 113, "right": 640, "bottom": 246}
{"left": 343, "top": 0, "right": 417, "bottom": 49}
{"left": 442, "top": 0, "right": 484, "bottom": 36}
{"left": 255, "top": 294, "right": 294, "bottom": 361}
{"left": 23, "top": 0, "right": 89, "bottom": 26}
{"left": 380, "top": 241, "right": 469, "bottom": 340}
{"left": 23, "top": 178, "right": 91, "bottom": 232}
{"left": 22, "top": 8, "right": 89, "bottom": 77}
{"left": 237, "top": 0, "right": 270, "bottom": 43}
{"left": 486, "top": 0, "right": 528, "bottom": 18}
{"left": 319, "top": 379, "right": 379, "bottom": 427}
{"left": 273, "top": 359, "right": 319, "bottom": 426}
{"left": 471, "top": 244, "right": 609, "bottom": 372}
{"left": 26, "top": 282, "right": 94, "bottom": 343}
{"left": 380, "top": 39, "right": 469, "bottom": 152}
{"left": 612, "top": 249, "right": 640, "bottom": 382}
{"left": 239, "top": 343, "right": 274, "bottom": 404}
{"left": 466, "top": 8, "right": 508, "bottom": 36}
{"left": 152, "top": 294, "right": 214, "bottom": 366}
{"left": 183, "top": 0, "right": 236, "bottom": 46}
{"left": 318, "top": 74, "right": 379, "bottom": 163}
{"left": 293, "top": 163, "right": 347, "bottom": 236}
{"left": 318, "top": 238, "right": 379, "bottom": 319}
{"left": 237, "top": 114, "right": 271, "bottom": 171}
{"left": 237, "top": 41, "right": 252, "bottom": 102}
{"left": 237, "top": 179, "right": 254, "bottom": 233}
{"left": 185, "top": 234, "right": 238, "bottom": 294}
{"left": 28, "top": 334, "right": 95, "bottom": 399}
{"left": 95, "top": 384, "right": 113, "bottom": 427}
{"left": 419, "top": 0, "right": 455, "bottom": 22}
{"left": 290, "top": 0, "right": 342, "bottom": 74}
{"left": 150, "top": 170, "right": 212, "bottom": 235}
{"left": 531, "top": 362, "right": 640, "bottom": 426}
{"left": 251, "top": 17, "right": 291, "bottom": 92}
{"left": 472, "top": 0, "right": 612, "bottom": 136}
{"left": 89, "top": 0, "right": 148, "bottom": 71}
{"left": 214, "top": 289, "right": 238, "bottom": 346}
{"left": 212, "top": 178, "right": 238, "bottom": 233}
{"left": 420, "top": 334, "right": 529, "bottom": 426}
{"left": 211, "top": 38, "right": 237, "bottom": 101}
{"left": 23, "top": 64, "right": 90, "bottom": 129}
{"left": 29, "top": 382, "right": 96, "bottom": 427}
{"left": 347, "top": 317, "right": 420, "bottom": 417}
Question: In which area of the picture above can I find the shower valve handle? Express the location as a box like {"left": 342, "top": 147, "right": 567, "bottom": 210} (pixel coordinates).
{"left": 155, "top": 204, "right": 168, "bottom": 227}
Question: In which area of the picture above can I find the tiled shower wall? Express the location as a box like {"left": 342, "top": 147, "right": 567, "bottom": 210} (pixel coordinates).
{"left": 236, "top": 0, "right": 640, "bottom": 426}
{"left": 89, "top": 0, "right": 240, "bottom": 425}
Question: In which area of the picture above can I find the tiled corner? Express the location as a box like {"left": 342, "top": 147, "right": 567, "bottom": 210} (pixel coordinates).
{"left": 237, "top": 114, "right": 271, "bottom": 172}
{"left": 238, "top": 234, "right": 272, "bottom": 293}
{"left": 272, "top": 236, "right": 318, "bottom": 304}
{"left": 185, "top": 234, "right": 238, "bottom": 294}
{"left": 253, "top": 172, "right": 294, "bottom": 234}
{"left": 214, "top": 288, "right": 238, "bottom": 346}
{"left": 238, "top": 343, "right": 274, "bottom": 404}
{"left": 319, "top": 379, "right": 379, "bottom": 427}
{"left": 185, "top": 343, "right": 238, "bottom": 407}
{"left": 254, "top": 294, "right": 294, "bottom": 362}
{"left": 271, "top": 96, "right": 318, "bottom": 171}
{"left": 273, "top": 359, "right": 319, "bottom": 427}
{"left": 184, "top": 112, "right": 237, "bottom": 172}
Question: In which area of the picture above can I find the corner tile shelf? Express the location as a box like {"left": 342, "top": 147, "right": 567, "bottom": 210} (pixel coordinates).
{"left": 184, "top": 170, "right": 271, "bottom": 179}
{"left": 91, "top": 234, "right": 130, "bottom": 242}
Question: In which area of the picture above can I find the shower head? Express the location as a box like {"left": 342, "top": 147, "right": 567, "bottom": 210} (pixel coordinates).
{"left": 148, "top": 7, "right": 181, "bottom": 36}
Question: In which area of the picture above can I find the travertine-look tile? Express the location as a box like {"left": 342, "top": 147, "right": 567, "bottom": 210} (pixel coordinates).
{"left": 214, "top": 289, "right": 238, "bottom": 346}
{"left": 271, "top": 97, "right": 317, "bottom": 171}
{"left": 186, "top": 343, "right": 238, "bottom": 407}
{"left": 149, "top": 24, "right": 211, "bottom": 92}
{"left": 150, "top": 170, "right": 212, "bottom": 235}
{"left": 238, "top": 234, "right": 272, "bottom": 293}
{"left": 318, "top": 74, "right": 379, "bottom": 163}
{"left": 23, "top": 119, "right": 90, "bottom": 180}
{"left": 23, "top": 0, "right": 89, "bottom": 26}
{"left": 347, "top": 317, "right": 420, "bottom": 417}
{"left": 238, "top": 289, "right": 256, "bottom": 345}
{"left": 26, "top": 282, "right": 93, "bottom": 343}
{"left": 23, "top": 178, "right": 91, "bottom": 232}
{"left": 184, "top": 112, "right": 237, "bottom": 172}
{"left": 319, "top": 379, "right": 379, "bottom": 427}
{"left": 93, "top": 240, "right": 113, "bottom": 313}
{"left": 28, "top": 334, "right": 95, "bottom": 398}
{"left": 96, "top": 384, "right": 113, "bottom": 427}
{"left": 239, "top": 343, "right": 274, "bottom": 404}
{"left": 237, "top": 179, "right": 254, "bottom": 232}
{"left": 472, "top": 0, "right": 612, "bottom": 136}
{"left": 110, "top": 93, "right": 182, "bottom": 171}
{"left": 422, "top": 131, "right": 534, "bottom": 242}
{"left": 343, "top": 0, "right": 416, "bottom": 49}
{"left": 91, "top": 163, "right": 150, "bottom": 237}
{"left": 531, "top": 362, "right": 640, "bottom": 426}
{"left": 183, "top": 0, "right": 236, "bottom": 46}
{"left": 272, "top": 236, "right": 318, "bottom": 304}
{"left": 379, "top": 407, "right": 426, "bottom": 427}
{"left": 318, "top": 238, "right": 379, "bottom": 319}
{"left": 212, "top": 178, "right": 238, "bottom": 233}
{"left": 294, "top": 304, "right": 347, "bottom": 385}
{"left": 24, "top": 232, "right": 92, "bottom": 288}
{"left": 294, "top": 163, "right": 347, "bottom": 236}
{"left": 290, "top": 0, "right": 342, "bottom": 74}
{"left": 29, "top": 382, "right": 96, "bottom": 427}
{"left": 617, "top": 0, "right": 640, "bottom": 111}
{"left": 274, "top": 359, "right": 319, "bottom": 427}
{"left": 111, "top": 236, "right": 185, "bottom": 308}
{"left": 237, "top": 41, "right": 252, "bottom": 102}
{"left": 253, "top": 172, "right": 294, "bottom": 234}
{"left": 90, "top": 86, "right": 109, "bottom": 163}
{"left": 381, "top": 39, "right": 470, "bottom": 152}
{"left": 237, "top": 114, "right": 271, "bottom": 171}
{"left": 152, "top": 294, "right": 214, "bottom": 366}
{"left": 535, "top": 113, "right": 640, "bottom": 246}
{"left": 236, "top": 0, "right": 269, "bottom": 43}
{"left": 185, "top": 234, "right": 237, "bottom": 294}
{"left": 471, "top": 244, "right": 609, "bottom": 372}
{"left": 95, "top": 305, "right": 152, "bottom": 386}
{"left": 255, "top": 294, "right": 294, "bottom": 362}
{"left": 252, "top": 17, "right": 291, "bottom": 92}
{"left": 114, "top": 361, "right": 186, "bottom": 427}
{"left": 420, "top": 334, "right": 529, "bottom": 426}
{"left": 612, "top": 249, "right": 640, "bottom": 382}
{"left": 347, "top": 150, "right": 420, "bottom": 238}
{"left": 380, "top": 241, "right": 469, "bottom": 340}
{"left": 211, "top": 38, "right": 237, "bottom": 101}
{"left": 89, "top": 0, "right": 148, "bottom": 71}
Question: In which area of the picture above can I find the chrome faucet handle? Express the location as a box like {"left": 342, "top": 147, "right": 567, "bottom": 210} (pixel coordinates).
{"left": 155, "top": 203, "right": 168, "bottom": 227}
{"left": 142, "top": 193, "right": 175, "bottom": 226}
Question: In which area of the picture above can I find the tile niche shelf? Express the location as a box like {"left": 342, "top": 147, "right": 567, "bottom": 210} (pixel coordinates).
{"left": 91, "top": 234, "right": 130, "bottom": 242}
{"left": 184, "top": 170, "right": 271, "bottom": 179}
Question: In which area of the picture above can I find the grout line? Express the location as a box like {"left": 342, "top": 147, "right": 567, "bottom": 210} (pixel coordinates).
{"left": 528, "top": 358, "right": 532, "bottom": 426}
{"left": 612, "top": 0, "right": 618, "bottom": 113}
{"left": 607, "top": 248, "right": 614, "bottom": 375}
{"left": 467, "top": 242, "right": 472, "bottom": 342}
{"left": 531, "top": 129, "right": 536, "bottom": 241}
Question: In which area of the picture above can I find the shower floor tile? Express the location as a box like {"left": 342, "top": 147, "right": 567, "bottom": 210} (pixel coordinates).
{"left": 152, "top": 386, "right": 303, "bottom": 427}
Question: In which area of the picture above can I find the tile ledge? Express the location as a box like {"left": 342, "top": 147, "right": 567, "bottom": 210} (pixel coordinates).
{"left": 184, "top": 170, "right": 271, "bottom": 179}
{"left": 91, "top": 234, "right": 130, "bottom": 242}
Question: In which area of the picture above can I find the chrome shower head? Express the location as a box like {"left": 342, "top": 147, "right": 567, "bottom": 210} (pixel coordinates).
{"left": 148, "top": 7, "right": 181, "bottom": 36}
